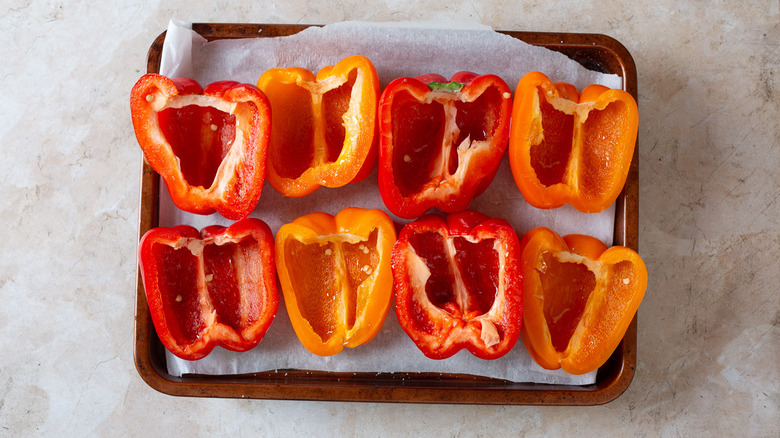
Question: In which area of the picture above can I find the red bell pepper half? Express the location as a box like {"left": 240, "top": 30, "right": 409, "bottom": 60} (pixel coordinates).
{"left": 138, "top": 218, "right": 278, "bottom": 361}
{"left": 131, "top": 74, "right": 271, "bottom": 220}
{"left": 378, "top": 72, "right": 512, "bottom": 219}
{"left": 392, "top": 211, "right": 523, "bottom": 360}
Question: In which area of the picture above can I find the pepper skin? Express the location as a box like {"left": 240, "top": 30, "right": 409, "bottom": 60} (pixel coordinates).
{"left": 138, "top": 219, "right": 278, "bottom": 361}
{"left": 131, "top": 74, "right": 271, "bottom": 220}
{"left": 378, "top": 72, "right": 512, "bottom": 219}
{"left": 519, "top": 227, "right": 647, "bottom": 375}
{"left": 392, "top": 211, "right": 523, "bottom": 360}
{"left": 508, "top": 71, "right": 638, "bottom": 213}
{"left": 256, "top": 55, "right": 379, "bottom": 198}
{"left": 275, "top": 208, "right": 396, "bottom": 356}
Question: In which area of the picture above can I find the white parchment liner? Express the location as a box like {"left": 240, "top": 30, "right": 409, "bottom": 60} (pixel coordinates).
{"left": 155, "top": 19, "right": 625, "bottom": 385}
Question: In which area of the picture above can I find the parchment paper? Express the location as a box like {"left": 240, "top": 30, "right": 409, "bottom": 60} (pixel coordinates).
{"left": 156, "top": 19, "right": 624, "bottom": 385}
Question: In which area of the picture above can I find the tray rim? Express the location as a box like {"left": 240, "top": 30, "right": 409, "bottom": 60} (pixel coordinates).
{"left": 133, "top": 23, "right": 640, "bottom": 405}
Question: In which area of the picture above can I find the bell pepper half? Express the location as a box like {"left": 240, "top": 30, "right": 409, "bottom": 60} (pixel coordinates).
{"left": 519, "top": 227, "right": 647, "bottom": 375}
{"left": 256, "top": 55, "right": 379, "bottom": 198}
{"left": 392, "top": 211, "right": 523, "bottom": 360}
{"left": 508, "top": 71, "right": 638, "bottom": 213}
{"left": 275, "top": 207, "right": 396, "bottom": 356}
{"left": 138, "top": 218, "right": 278, "bottom": 361}
{"left": 378, "top": 72, "right": 512, "bottom": 219}
{"left": 131, "top": 74, "right": 271, "bottom": 220}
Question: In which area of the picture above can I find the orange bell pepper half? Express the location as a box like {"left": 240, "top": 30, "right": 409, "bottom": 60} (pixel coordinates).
{"left": 508, "top": 72, "right": 638, "bottom": 213}
{"left": 519, "top": 227, "right": 647, "bottom": 375}
{"left": 275, "top": 208, "right": 396, "bottom": 356}
{"left": 257, "top": 56, "right": 379, "bottom": 198}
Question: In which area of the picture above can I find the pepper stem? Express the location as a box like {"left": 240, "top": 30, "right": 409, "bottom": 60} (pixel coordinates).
{"left": 428, "top": 81, "right": 465, "bottom": 92}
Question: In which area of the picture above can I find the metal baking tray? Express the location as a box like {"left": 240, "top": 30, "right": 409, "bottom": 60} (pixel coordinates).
{"left": 133, "top": 23, "right": 639, "bottom": 405}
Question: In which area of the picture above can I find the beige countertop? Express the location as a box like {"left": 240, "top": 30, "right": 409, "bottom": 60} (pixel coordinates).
{"left": 1, "top": 1, "right": 777, "bottom": 435}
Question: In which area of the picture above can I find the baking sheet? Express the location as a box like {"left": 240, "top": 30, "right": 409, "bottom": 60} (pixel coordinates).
{"left": 154, "top": 19, "right": 623, "bottom": 385}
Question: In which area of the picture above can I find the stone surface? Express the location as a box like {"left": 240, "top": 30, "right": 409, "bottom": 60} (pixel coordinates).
{"left": 0, "top": 1, "right": 777, "bottom": 435}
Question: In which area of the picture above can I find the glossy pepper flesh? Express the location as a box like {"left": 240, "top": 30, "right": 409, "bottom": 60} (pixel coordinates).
{"left": 519, "top": 227, "right": 647, "bottom": 375}
{"left": 378, "top": 72, "right": 512, "bottom": 219}
{"left": 392, "top": 211, "right": 523, "bottom": 360}
{"left": 131, "top": 74, "right": 271, "bottom": 220}
{"left": 256, "top": 55, "right": 379, "bottom": 198}
{"left": 138, "top": 219, "right": 278, "bottom": 361}
{"left": 275, "top": 208, "right": 396, "bottom": 356}
{"left": 508, "top": 71, "right": 638, "bottom": 213}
